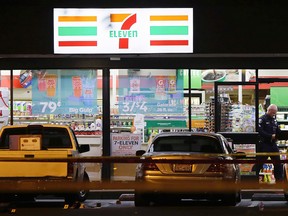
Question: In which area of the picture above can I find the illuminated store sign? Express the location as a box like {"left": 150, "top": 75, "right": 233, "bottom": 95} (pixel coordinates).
{"left": 53, "top": 8, "right": 193, "bottom": 54}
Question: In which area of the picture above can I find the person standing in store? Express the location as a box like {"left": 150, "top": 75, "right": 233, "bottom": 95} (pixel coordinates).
{"left": 256, "top": 104, "right": 283, "bottom": 183}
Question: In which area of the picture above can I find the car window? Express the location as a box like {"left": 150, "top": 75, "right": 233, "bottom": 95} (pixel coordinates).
{"left": 0, "top": 127, "right": 72, "bottom": 149}
{"left": 152, "top": 135, "right": 223, "bottom": 153}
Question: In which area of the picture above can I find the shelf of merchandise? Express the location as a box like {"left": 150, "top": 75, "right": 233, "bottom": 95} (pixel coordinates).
{"left": 50, "top": 118, "right": 95, "bottom": 122}
{"left": 278, "top": 120, "right": 288, "bottom": 122}
{"left": 259, "top": 172, "right": 273, "bottom": 175}
{"left": 204, "top": 97, "right": 215, "bottom": 132}
{"left": 189, "top": 105, "right": 206, "bottom": 131}
{"left": 11, "top": 115, "right": 49, "bottom": 124}
{"left": 277, "top": 111, "right": 288, "bottom": 127}
{"left": 110, "top": 114, "right": 135, "bottom": 132}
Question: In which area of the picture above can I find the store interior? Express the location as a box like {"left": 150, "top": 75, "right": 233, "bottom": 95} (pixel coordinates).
{"left": 0, "top": 69, "right": 287, "bottom": 183}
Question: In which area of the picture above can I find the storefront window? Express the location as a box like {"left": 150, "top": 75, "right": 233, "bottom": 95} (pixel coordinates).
{"left": 11, "top": 69, "right": 100, "bottom": 125}
{"left": 0, "top": 70, "right": 11, "bottom": 128}
{"left": 258, "top": 69, "right": 288, "bottom": 111}
{"left": 185, "top": 69, "right": 256, "bottom": 133}
{"left": 111, "top": 69, "right": 186, "bottom": 180}
{"left": 258, "top": 69, "right": 288, "bottom": 156}
{"left": 7, "top": 69, "right": 103, "bottom": 182}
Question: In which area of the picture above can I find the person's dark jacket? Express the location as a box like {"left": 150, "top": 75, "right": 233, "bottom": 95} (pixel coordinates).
{"left": 258, "top": 113, "right": 281, "bottom": 144}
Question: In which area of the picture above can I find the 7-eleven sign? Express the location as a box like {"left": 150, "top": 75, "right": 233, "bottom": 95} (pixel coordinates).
{"left": 109, "top": 14, "right": 137, "bottom": 49}
{"left": 54, "top": 8, "right": 193, "bottom": 54}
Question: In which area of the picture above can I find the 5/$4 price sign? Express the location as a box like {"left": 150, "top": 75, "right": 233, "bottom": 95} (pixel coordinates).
{"left": 118, "top": 70, "right": 184, "bottom": 114}
{"left": 119, "top": 98, "right": 183, "bottom": 114}
{"left": 121, "top": 101, "right": 148, "bottom": 113}
{"left": 120, "top": 100, "right": 182, "bottom": 114}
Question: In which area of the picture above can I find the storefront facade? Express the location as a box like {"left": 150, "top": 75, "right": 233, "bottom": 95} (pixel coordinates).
{"left": 1, "top": 0, "right": 288, "bottom": 182}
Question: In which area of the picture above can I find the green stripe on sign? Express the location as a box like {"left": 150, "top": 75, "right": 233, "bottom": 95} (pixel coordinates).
{"left": 150, "top": 26, "right": 188, "bottom": 35}
{"left": 58, "top": 27, "right": 97, "bottom": 36}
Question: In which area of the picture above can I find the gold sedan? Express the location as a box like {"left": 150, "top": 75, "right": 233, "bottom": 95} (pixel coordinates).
{"left": 135, "top": 132, "right": 245, "bottom": 206}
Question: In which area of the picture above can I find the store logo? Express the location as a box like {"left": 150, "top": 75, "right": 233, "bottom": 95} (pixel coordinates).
{"left": 57, "top": 15, "right": 98, "bottom": 47}
{"left": 54, "top": 8, "right": 193, "bottom": 54}
{"left": 109, "top": 13, "right": 137, "bottom": 49}
{"left": 149, "top": 15, "right": 189, "bottom": 46}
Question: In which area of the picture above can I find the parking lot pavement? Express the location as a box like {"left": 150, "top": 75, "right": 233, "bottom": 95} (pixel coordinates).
{"left": 0, "top": 189, "right": 287, "bottom": 215}
{"left": 88, "top": 189, "right": 286, "bottom": 201}
{"left": 1, "top": 197, "right": 288, "bottom": 216}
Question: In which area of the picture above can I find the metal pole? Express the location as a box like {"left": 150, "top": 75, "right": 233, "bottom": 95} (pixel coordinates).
{"left": 10, "top": 70, "right": 13, "bottom": 125}
{"left": 188, "top": 69, "right": 192, "bottom": 131}
{"left": 255, "top": 69, "right": 259, "bottom": 132}
{"left": 214, "top": 82, "right": 219, "bottom": 132}
{"left": 101, "top": 68, "right": 111, "bottom": 181}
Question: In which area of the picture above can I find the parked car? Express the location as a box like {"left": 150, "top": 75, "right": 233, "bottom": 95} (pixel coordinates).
{"left": 0, "top": 124, "right": 90, "bottom": 204}
{"left": 284, "top": 164, "right": 288, "bottom": 200}
{"left": 135, "top": 132, "right": 245, "bottom": 206}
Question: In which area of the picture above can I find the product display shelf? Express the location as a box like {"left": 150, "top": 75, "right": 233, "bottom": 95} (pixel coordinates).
{"left": 110, "top": 114, "right": 135, "bottom": 132}
{"left": 277, "top": 110, "right": 288, "bottom": 130}
{"left": 191, "top": 105, "right": 206, "bottom": 123}
{"left": 220, "top": 102, "right": 232, "bottom": 132}
{"left": 11, "top": 115, "right": 50, "bottom": 124}
{"left": 276, "top": 128, "right": 288, "bottom": 149}
{"left": 204, "top": 97, "right": 215, "bottom": 132}
{"left": 277, "top": 143, "right": 288, "bottom": 147}
{"left": 10, "top": 115, "right": 99, "bottom": 132}
{"left": 258, "top": 163, "right": 276, "bottom": 184}
{"left": 50, "top": 118, "right": 95, "bottom": 124}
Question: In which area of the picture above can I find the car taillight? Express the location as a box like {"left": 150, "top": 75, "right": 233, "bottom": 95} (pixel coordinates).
{"left": 206, "top": 163, "right": 227, "bottom": 173}
{"left": 142, "top": 162, "right": 159, "bottom": 171}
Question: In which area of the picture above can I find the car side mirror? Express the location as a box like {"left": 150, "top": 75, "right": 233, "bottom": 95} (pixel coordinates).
{"left": 79, "top": 144, "right": 90, "bottom": 153}
{"left": 136, "top": 150, "right": 146, "bottom": 156}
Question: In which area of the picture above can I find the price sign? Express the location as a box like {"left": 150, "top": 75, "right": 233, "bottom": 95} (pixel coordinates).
{"left": 118, "top": 70, "right": 184, "bottom": 114}
{"left": 39, "top": 101, "right": 61, "bottom": 113}
{"left": 121, "top": 102, "right": 148, "bottom": 113}
{"left": 32, "top": 69, "right": 98, "bottom": 115}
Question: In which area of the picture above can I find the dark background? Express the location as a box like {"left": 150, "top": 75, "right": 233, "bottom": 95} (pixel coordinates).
{"left": 1, "top": 0, "right": 288, "bottom": 55}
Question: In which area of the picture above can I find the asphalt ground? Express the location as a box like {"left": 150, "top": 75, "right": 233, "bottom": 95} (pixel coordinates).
{"left": 1, "top": 197, "right": 288, "bottom": 216}
{"left": 87, "top": 188, "right": 286, "bottom": 201}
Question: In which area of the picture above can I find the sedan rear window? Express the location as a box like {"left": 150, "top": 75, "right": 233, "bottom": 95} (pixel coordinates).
{"left": 152, "top": 135, "right": 223, "bottom": 153}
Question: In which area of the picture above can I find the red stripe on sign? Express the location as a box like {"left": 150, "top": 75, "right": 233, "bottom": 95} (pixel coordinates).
{"left": 59, "top": 41, "right": 97, "bottom": 46}
{"left": 150, "top": 40, "right": 189, "bottom": 46}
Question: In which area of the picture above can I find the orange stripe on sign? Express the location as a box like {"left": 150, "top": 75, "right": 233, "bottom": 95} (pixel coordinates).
{"left": 58, "top": 16, "right": 97, "bottom": 22}
{"left": 110, "top": 14, "right": 131, "bottom": 22}
{"left": 150, "top": 15, "right": 188, "bottom": 21}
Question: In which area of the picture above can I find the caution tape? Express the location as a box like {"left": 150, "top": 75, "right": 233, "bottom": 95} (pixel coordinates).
{"left": 0, "top": 152, "right": 287, "bottom": 164}
{"left": 0, "top": 180, "right": 287, "bottom": 193}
